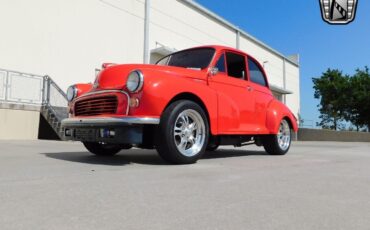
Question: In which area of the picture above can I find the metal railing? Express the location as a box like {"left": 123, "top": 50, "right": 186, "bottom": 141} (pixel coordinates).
{"left": 0, "top": 68, "right": 68, "bottom": 138}
{"left": 299, "top": 119, "right": 323, "bottom": 129}
{"left": 0, "top": 68, "right": 45, "bottom": 105}
{"left": 43, "top": 75, "right": 68, "bottom": 121}
{"left": 0, "top": 68, "right": 67, "bottom": 107}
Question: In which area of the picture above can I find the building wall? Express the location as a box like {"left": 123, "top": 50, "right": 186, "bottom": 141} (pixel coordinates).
{"left": 0, "top": 0, "right": 300, "bottom": 117}
{"left": 149, "top": 0, "right": 236, "bottom": 49}
{"left": 285, "top": 61, "right": 300, "bottom": 119}
{"left": 0, "top": 109, "right": 40, "bottom": 140}
{"left": 298, "top": 128, "right": 370, "bottom": 142}
{"left": 0, "top": 0, "right": 145, "bottom": 92}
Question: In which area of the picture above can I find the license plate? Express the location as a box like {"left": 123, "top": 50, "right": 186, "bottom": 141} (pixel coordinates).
{"left": 74, "top": 129, "right": 97, "bottom": 141}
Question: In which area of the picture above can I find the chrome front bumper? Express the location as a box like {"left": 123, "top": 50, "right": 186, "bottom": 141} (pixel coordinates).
{"left": 61, "top": 116, "right": 159, "bottom": 143}
{"left": 61, "top": 117, "right": 160, "bottom": 128}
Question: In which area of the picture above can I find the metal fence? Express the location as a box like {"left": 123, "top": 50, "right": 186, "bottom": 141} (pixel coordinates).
{"left": 299, "top": 119, "right": 317, "bottom": 129}
{"left": 0, "top": 68, "right": 68, "bottom": 118}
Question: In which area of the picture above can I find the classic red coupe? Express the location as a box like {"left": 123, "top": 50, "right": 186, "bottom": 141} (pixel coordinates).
{"left": 62, "top": 45, "right": 298, "bottom": 164}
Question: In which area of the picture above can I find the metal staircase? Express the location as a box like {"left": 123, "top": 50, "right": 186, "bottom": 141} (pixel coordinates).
{"left": 40, "top": 106, "right": 67, "bottom": 139}
{"left": 0, "top": 68, "right": 68, "bottom": 140}
{"left": 40, "top": 76, "right": 69, "bottom": 140}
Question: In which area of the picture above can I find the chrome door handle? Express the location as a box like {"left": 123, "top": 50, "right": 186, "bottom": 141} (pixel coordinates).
{"left": 247, "top": 86, "right": 253, "bottom": 91}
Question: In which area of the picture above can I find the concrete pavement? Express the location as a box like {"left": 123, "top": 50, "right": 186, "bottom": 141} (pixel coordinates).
{"left": 0, "top": 140, "right": 369, "bottom": 230}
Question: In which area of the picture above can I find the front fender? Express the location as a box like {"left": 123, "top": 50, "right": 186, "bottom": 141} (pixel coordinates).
{"left": 74, "top": 83, "right": 93, "bottom": 97}
{"left": 128, "top": 71, "right": 218, "bottom": 135}
{"left": 266, "top": 100, "right": 298, "bottom": 134}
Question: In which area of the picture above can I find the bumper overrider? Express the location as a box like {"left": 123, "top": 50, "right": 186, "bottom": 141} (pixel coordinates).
{"left": 61, "top": 117, "right": 160, "bottom": 144}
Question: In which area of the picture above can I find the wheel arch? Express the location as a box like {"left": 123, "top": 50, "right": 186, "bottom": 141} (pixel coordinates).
{"left": 283, "top": 116, "right": 294, "bottom": 130}
{"left": 266, "top": 100, "right": 298, "bottom": 133}
{"left": 165, "top": 92, "right": 216, "bottom": 135}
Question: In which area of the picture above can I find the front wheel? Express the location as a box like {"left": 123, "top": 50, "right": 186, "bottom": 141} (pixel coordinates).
{"left": 155, "top": 100, "right": 209, "bottom": 164}
{"left": 83, "top": 142, "right": 123, "bottom": 156}
{"left": 263, "top": 119, "right": 292, "bottom": 155}
{"left": 206, "top": 143, "right": 219, "bottom": 151}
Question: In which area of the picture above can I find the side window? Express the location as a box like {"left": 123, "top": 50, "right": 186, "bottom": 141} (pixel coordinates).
{"left": 248, "top": 58, "right": 267, "bottom": 87}
{"left": 215, "top": 54, "right": 226, "bottom": 73}
{"left": 226, "top": 52, "right": 246, "bottom": 79}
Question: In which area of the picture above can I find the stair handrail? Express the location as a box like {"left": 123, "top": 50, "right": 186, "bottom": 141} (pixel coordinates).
{"left": 43, "top": 75, "right": 67, "bottom": 106}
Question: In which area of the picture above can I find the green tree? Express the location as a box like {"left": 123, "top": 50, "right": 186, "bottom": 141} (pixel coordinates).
{"left": 348, "top": 67, "right": 370, "bottom": 131}
{"left": 312, "top": 69, "right": 349, "bottom": 130}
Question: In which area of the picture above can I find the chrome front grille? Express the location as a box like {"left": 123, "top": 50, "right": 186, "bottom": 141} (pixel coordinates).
{"left": 74, "top": 95, "right": 118, "bottom": 116}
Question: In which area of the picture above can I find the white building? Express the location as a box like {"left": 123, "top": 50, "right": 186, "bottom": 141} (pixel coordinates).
{"left": 0, "top": 0, "right": 300, "bottom": 139}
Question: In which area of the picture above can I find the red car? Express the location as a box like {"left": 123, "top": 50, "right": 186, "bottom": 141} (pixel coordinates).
{"left": 62, "top": 45, "right": 298, "bottom": 164}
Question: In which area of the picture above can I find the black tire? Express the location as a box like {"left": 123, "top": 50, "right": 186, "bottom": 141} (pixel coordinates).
{"left": 155, "top": 100, "right": 209, "bottom": 164}
{"left": 262, "top": 119, "right": 292, "bottom": 155}
{"left": 206, "top": 144, "right": 219, "bottom": 151}
{"left": 83, "top": 142, "right": 122, "bottom": 156}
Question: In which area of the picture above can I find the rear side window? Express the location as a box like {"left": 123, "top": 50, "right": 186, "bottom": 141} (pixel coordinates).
{"left": 248, "top": 58, "right": 267, "bottom": 87}
{"left": 226, "top": 52, "right": 246, "bottom": 79}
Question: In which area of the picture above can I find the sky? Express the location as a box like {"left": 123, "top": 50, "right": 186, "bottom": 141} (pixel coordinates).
{"left": 196, "top": 0, "right": 370, "bottom": 125}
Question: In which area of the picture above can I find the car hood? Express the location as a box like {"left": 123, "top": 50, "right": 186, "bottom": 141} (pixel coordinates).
{"left": 95, "top": 64, "right": 208, "bottom": 90}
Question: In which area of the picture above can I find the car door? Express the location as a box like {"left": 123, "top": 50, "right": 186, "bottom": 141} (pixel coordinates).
{"left": 208, "top": 51, "right": 258, "bottom": 134}
{"left": 246, "top": 56, "right": 274, "bottom": 134}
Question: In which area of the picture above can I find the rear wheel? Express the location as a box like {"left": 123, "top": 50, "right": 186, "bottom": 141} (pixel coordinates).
{"left": 155, "top": 100, "right": 209, "bottom": 164}
{"left": 83, "top": 142, "right": 123, "bottom": 156}
{"left": 263, "top": 119, "right": 291, "bottom": 155}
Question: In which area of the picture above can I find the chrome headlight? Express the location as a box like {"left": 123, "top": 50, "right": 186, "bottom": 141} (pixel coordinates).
{"left": 66, "top": 85, "right": 77, "bottom": 102}
{"left": 126, "top": 70, "right": 144, "bottom": 93}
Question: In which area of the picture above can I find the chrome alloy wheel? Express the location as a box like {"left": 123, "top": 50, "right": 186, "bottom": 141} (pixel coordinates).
{"left": 173, "top": 109, "right": 206, "bottom": 157}
{"left": 277, "top": 120, "right": 291, "bottom": 151}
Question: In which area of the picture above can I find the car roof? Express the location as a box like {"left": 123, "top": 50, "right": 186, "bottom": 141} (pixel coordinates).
{"left": 188, "top": 45, "right": 248, "bottom": 56}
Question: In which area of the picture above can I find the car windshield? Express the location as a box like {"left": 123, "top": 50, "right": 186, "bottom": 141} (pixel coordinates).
{"left": 156, "top": 48, "right": 215, "bottom": 70}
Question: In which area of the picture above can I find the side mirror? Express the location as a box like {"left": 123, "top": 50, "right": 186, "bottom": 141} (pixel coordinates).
{"left": 208, "top": 67, "right": 219, "bottom": 76}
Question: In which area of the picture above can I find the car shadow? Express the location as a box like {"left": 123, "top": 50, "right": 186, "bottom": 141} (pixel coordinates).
{"left": 203, "top": 148, "right": 267, "bottom": 159}
{"left": 41, "top": 148, "right": 267, "bottom": 166}
{"left": 41, "top": 149, "right": 164, "bottom": 166}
